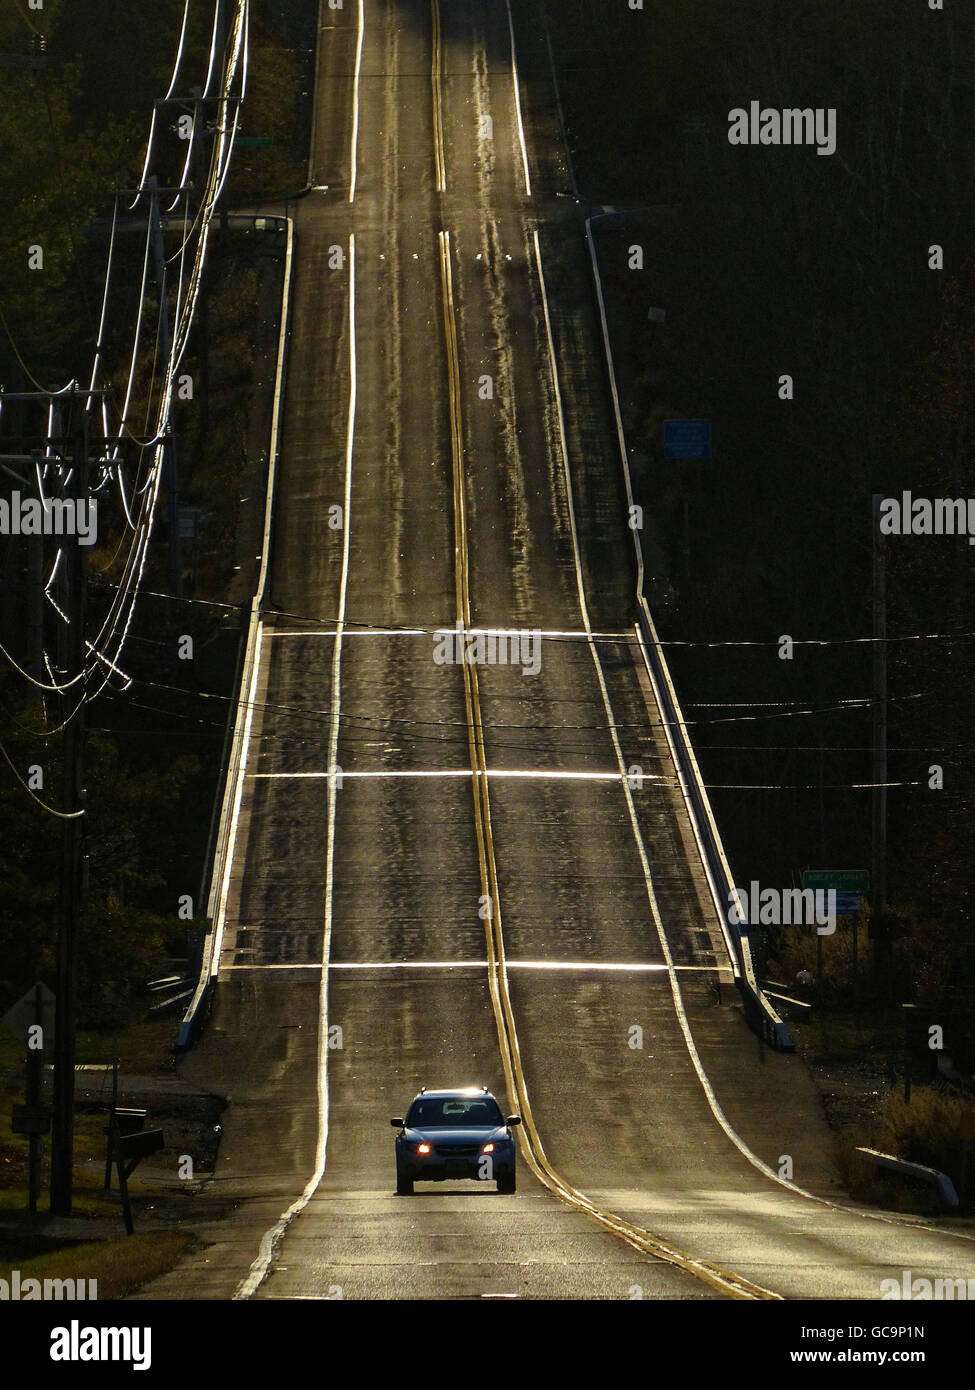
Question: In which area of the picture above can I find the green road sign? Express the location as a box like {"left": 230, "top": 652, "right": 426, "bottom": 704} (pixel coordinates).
{"left": 802, "top": 869, "right": 870, "bottom": 895}
{"left": 236, "top": 135, "right": 274, "bottom": 148}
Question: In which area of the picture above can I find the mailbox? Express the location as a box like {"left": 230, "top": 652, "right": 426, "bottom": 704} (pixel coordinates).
{"left": 117, "top": 1128, "right": 164, "bottom": 1161}
{"left": 109, "top": 1107, "right": 148, "bottom": 1137}
{"left": 104, "top": 1105, "right": 165, "bottom": 1234}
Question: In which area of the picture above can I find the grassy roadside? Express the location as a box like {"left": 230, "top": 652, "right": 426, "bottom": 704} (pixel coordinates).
{"left": 0, "top": 2, "right": 308, "bottom": 1297}
{"left": 0, "top": 1232, "right": 196, "bottom": 1301}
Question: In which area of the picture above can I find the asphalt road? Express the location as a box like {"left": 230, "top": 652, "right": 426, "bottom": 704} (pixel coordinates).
{"left": 138, "top": 0, "right": 975, "bottom": 1301}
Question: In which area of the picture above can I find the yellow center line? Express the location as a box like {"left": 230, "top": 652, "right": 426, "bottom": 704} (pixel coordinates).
{"left": 431, "top": 0, "right": 446, "bottom": 194}
{"left": 436, "top": 228, "right": 781, "bottom": 1302}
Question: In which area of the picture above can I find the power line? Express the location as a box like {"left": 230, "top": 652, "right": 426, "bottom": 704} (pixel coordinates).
{"left": 0, "top": 723, "right": 86, "bottom": 823}
{"left": 94, "top": 584, "right": 975, "bottom": 652}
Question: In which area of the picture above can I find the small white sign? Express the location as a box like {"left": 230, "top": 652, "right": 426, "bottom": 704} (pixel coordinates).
{"left": 2, "top": 982, "right": 56, "bottom": 1044}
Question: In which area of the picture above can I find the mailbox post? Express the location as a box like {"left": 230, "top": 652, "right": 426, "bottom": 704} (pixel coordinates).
{"left": 105, "top": 1107, "right": 164, "bottom": 1234}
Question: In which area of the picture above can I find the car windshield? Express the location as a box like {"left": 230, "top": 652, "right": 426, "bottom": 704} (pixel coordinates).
{"left": 406, "top": 1096, "right": 504, "bottom": 1128}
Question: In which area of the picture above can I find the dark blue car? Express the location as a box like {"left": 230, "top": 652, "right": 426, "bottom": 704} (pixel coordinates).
{"left": 391, "top": 1087, "right": 521, "bottom": 1194}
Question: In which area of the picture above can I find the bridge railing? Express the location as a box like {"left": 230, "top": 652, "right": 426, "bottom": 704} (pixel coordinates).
{"left": 178, "top": 214, "right": 296, "bottom": 1049}
{"left": 585, "top": 215, "right": 792, "bottom": 1051}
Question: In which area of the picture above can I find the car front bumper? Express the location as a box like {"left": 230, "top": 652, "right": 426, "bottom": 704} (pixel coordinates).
{"left": 396, "top": 1148, "right": 515, "bottom": 1182}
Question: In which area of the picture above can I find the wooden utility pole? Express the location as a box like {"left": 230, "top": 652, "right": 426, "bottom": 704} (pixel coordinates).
{"left": 50, "top": 388, "right": 90, "bottom": 1216}
{"left": 0, "top": 385, "right": 111, "bottom": 1214}
{"left": 871, "top": 494, "right": 888, "bottom": 983}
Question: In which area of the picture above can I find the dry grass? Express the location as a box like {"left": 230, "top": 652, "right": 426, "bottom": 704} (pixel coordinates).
{"left": 0, "top": 1230, "right": 195, "bottom": 1300}
{"left": 768, "top": 918, "right": 867, "bottom": 996}
{"left": 836, "top": 1086, "right": 975, "bottom": 1210}
{"left": 0, "top": 1014, "right": 178, "bottom": 1074}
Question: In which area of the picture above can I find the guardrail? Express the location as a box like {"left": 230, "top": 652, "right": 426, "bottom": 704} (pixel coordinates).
{"left": 856, "top": 1148, "right": 959, "bottom": 1208}
{"left": 585, "top": 215, "right": 792, "bottom": 1051}
{"left": 177, "top": 213, "right": 296, "bottom": 1049}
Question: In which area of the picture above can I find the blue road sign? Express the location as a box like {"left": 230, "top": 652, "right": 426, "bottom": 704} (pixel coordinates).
{"left": 664, "top": 419, "right": 711, "bottom": 459}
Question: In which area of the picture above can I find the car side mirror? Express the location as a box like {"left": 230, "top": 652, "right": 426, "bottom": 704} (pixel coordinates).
{"left": 505, "top": 1115, "right": 521, "bottom": 1126}
{"left": 390, "top": 1118, "right": 404, "bottom": 1127}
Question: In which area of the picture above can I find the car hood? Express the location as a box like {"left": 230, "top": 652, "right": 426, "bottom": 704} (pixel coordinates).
{"left": 403, "top": 1126, "right": 508, "bottom": 1144}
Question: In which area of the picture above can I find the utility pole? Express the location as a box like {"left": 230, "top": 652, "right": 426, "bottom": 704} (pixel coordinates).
{"left": 51, "top": 387, "right": 90, "bottom": 1215}
{"left": 25, "top": 984, "right": 46, "bottom": 1217}
{"left": 0, "top": 384, "right": 112, "bottom": 1215}
{"left": 871, "top": 494, "right": 888, "bottom": 986}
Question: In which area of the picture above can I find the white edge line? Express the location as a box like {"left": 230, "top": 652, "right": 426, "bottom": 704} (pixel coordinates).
{"left": 207, "top": 624, "right": 263, "bottom": 976}
{"left": 255, "top": 220, "right": 294, "bottom": 601}
{"left": 536, "top": 223, "right": 827, "bottom": 1225}
{"left": 632, "top": 621, "right": 743, "bottom": 979}
{"left": 504, "top": 0, "right": 532, "bottom": 198}
{"left": 266, "top": 628, "right": 633, "bottom": 638}
{"left": 235, "top": 233, "right": 357, "bottom": 1299}
{"left": 307, "top": 0, "right": 325, "bottom": 188}
{"left": 221, "top": 960, "right": 734, "bottom": 973}
{"left": 247, "top": 769, "right": 665, "bottom": 781}
{"left": 552, "top": 224, "right": 975, "bottom": 1251}
{"left": 348, "top": 0, "right": 364, "bottom": 204}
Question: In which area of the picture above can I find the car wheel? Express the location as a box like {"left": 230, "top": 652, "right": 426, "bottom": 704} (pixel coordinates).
{"left": 396, "top": 1173, "right": 414, "bottom": 1196}
{"left": 497, "top": 1171, "right": 515, "bottom": 1194}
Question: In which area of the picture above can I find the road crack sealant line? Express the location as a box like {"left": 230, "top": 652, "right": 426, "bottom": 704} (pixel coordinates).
{"left": 439, "top": 221, "right": 779, "bottom": 1301}
{"left": 581, "top": 218, "right": 975, "bottom": 1251}
{"left": 178, "top": 212, "right": 296, "bottom": 1049}
{"left": 234, "top": 233, "right": 357, "bottom": 1299}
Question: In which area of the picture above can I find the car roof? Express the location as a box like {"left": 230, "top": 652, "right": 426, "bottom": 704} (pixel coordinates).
{"left": 410, "top": 1088, "right": 497, "bottom": 1101}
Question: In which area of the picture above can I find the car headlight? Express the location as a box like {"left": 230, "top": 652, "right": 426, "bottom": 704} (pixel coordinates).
{"left": 416, "top": 1142, "right": 431, "bottom": 1154}
{"left": 481, "top": 1143, "right": 495, "bottom": 1154}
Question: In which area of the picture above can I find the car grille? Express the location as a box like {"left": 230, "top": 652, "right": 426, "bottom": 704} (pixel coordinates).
{"left": 434, "top": 1145, "right": 479, "bottom": 1157}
